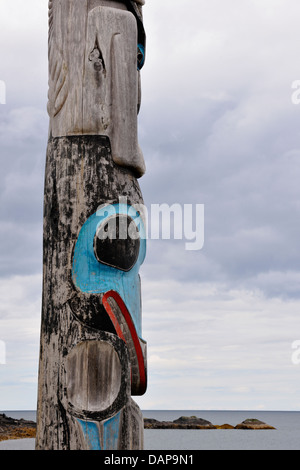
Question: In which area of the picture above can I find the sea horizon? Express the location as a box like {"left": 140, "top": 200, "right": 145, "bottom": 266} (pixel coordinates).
{"left": 2, "top": 408, "right": 300, "bottom": 413}
{"left": 1, "top": 409, "right": 300, "bottom": 450}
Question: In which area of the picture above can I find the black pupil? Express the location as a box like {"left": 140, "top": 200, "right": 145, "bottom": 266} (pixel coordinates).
{"left": 94, "top": 215, "right": 140, "bottom": 271}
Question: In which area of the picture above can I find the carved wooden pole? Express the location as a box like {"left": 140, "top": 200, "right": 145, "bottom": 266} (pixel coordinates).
{"left": 36, "top": 0, "right": 147, "bottom": 450}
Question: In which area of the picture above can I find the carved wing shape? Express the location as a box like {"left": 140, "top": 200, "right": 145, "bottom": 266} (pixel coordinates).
{"left": 47, "top": 0, "right": 69, "bottom": 118}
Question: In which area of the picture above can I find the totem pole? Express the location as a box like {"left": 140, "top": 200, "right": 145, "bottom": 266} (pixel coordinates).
{"left": 36, "top": 0, "right": 147, "bottom": 450}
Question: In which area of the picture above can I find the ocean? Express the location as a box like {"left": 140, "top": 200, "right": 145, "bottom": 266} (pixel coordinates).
{"left": 0, "top": 410, "right": 299, "bottom": 450}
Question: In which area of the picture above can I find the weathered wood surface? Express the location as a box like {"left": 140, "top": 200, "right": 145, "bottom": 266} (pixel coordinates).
{"left": 36, "top": 137, "right": 147, "bottom": 450}
{"left": 48, "top": 0, "right": 145, "bottom": 177}
{"left": 36, "top": 0, "right": 147, "bottom": 450}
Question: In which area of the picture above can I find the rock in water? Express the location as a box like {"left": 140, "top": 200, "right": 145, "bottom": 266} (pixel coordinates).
{"left": 144, "top": 416, "right": 216, "bottom": 429}
{"left": 173, "top": 416, "right": 214, "bottom": 427}
{"left": 0, "top": 414, "right": 36, "bottom": 441}
{"left": 215, "top": 424, "right": 235, "bottom": 429}
{"left": 235, "top": 419, "right": 276, "bottom": 430}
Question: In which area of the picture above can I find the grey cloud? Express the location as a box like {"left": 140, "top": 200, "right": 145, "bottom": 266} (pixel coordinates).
{"left": 138, "top": 13, "right": 300, "bottom": 299}
{"left": 2, "top": 0, "right": 300, "bottom": 410}
{"left": 0, "top": 106, "right": 46, "bottom": 277}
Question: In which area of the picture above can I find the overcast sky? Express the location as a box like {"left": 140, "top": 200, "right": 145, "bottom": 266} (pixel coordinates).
{"left": 1, "top": 0, "right": 300, "bottom": 411}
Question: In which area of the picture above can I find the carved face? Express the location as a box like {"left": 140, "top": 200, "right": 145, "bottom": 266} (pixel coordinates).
{"left": 72, "top": 204, "right": 145, "bottom": 332}
{"left": 70, "top": 203, "right": 147, "bottom": 395}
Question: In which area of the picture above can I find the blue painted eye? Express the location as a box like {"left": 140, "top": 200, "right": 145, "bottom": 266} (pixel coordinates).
{"left": 137, "top": 44, "right": 145, "bottom": 70}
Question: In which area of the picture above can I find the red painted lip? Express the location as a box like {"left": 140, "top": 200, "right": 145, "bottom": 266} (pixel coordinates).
{"left": 102, "top": 290, "right": 147, "bottom": 395}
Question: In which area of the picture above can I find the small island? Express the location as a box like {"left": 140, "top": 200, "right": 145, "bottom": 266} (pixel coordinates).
{"left": 144, "top": 416, "right": 216, "bottom": 429}
{"left": 235, "top": 419, "right": 276, "bottom": 430}
{"left": 144, "top": 416, "right": 276, "bottom": 430}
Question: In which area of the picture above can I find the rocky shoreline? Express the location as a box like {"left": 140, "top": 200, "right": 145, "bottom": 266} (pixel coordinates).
{"left": 0, "top": 414, "right": 275, "bottom": 442}
{"left": 144, "top": 416, "right": 276, "bottom": 430}
{"left": 0, "top": 414, "right": 36, "bottom": 442}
